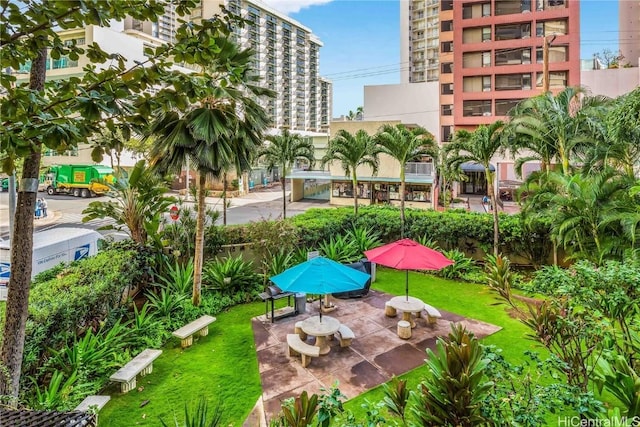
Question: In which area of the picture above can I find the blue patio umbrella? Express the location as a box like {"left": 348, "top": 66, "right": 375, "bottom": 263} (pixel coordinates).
{"left": 270, "top": 257, "right": 371, "bottom": 322}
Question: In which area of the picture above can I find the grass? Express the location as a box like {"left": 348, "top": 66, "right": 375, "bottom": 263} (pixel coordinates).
{"left": 99, "top": 301, "right": 267, "bottom": 427}
{"left": 343, "top": 268, "right": 542, "bottom": 419}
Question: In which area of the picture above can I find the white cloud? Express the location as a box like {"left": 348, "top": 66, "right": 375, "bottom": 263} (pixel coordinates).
{"left": 261, "top": 0, "right": 333, "bottom": 14}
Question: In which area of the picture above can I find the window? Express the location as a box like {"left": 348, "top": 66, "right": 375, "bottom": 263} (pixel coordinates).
{"left": 536, "top": 71, "right": 568, "bottom": 88}
{"left": 441, "top": 0, "right": 453, "bottom": 11}
{"left": 463, "top": 3, "right": 490, "bottom": 18}
{"left": 441, "top": 20, "right": 453, "bottom": 32}
{"left": 442, "top": 104, "right": 453, "bottom": 116}
{"left": 495, "top": 0, "right": 529, "bottom": 15}
{"left": 495, "top": 99, "right": 523, "bottom": 116}
{"left": 463, "top": 26, "right": 491, "bottom": 43}
{"left": 441, "top": 62, "right": 453, "bottom": 73}
{"left": 495, "top": 23, "right": 530, "bottom": 40}
{"left": 536, "top": 45, "right": 568, "bottom": 63}
{"left": 536, "top": 20, "right": 567, "bottom": 37}
{"left": 495, "top": 73, "right": 532, "bottom": 90}
{"left": 482, "top": 27, "right": 491, "bottom": 42}
{"left": 495, "top": 48, "right": 531, "bottom": 65}
{"left": 463, "top": 100, "right": 492, "bottom": 116}
{"left": 463, "top": 76, "right": 491, "bottom": 92}
{"left": 441, "top": 41, "right": 453, "bottom": 53}
{"left": 441, "top": 125, "right": 453, "bottom": 142}
{"left": 462, "top": 51, "right": 490, "bottom": 68}
{"left": 441, "top": 83, "right": 454, "bottom": 94}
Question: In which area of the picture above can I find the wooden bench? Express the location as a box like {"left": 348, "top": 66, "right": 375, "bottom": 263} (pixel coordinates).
{"left": 287, "top": 334, "right": 319, "bottom": 368}
{"left": 172, "top": 315, "right": 216, "bottom": 348}
{"left": 74, "top": 395, "right": 111, "bottom": 412}
{"left": 422, "top": 304, "right": 442, "bottom": 324}
{"left": 335, "top": 324, "right": 355, "bottom": 347}
{"left": 110, "top": 349, "right": 162, "bottom": 393}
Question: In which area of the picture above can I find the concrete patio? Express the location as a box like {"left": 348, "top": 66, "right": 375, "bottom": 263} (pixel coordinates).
{"left": 251, "top": 289, "right": 501, "bottom": 420}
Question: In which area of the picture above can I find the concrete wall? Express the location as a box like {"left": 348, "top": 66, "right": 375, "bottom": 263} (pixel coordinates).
{"left": 363, "top": 81, "right": 440, "bottom": 140}
{"left": 581, "top": 66, "right": 640, "bottom": 98}
{"left": 619, "top": 1, "right": 640, "bottom": 66}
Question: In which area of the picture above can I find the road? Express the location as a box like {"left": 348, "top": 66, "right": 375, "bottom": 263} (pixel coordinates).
{"left": 0, "top": 187, "right": 330, "bottom": 240}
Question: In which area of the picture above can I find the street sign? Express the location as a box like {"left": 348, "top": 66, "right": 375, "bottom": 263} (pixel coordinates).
{"left": 169, "top": 205, "right": 179, "bottom": 221}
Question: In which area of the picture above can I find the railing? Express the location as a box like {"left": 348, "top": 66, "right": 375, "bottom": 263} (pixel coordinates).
{"left": 405, "top": 162, "right": 434, "bottom": 176}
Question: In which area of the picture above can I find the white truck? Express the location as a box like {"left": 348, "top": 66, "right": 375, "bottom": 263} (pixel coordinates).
{"left": 0, "top": 228, "right": 103, "bottom": 300}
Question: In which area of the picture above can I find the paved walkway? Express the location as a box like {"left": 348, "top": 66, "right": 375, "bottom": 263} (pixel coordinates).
{"left": 251, "top": 289, "right": 501, "bottom": 420}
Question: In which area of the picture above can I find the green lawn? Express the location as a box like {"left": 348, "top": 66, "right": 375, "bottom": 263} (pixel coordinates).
{"left": 101, "top": 268, "right": 547, "bottom": 425}
{"left": 344, "top": 268, "right": 542, "bottom": 419}
{"left": 99, "top": 302, "right": 267, "bottom": 427}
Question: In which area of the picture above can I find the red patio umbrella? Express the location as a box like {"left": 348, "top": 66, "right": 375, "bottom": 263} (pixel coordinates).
{"left": 364, "top": 238, "right": 454, "bottom": 301}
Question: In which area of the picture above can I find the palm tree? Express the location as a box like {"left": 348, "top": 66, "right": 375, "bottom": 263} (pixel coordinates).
{"left": 508, "top": 86, "right": 608, "bottom": 176}
{"left": 321, "top": 129, "right": 380, "bottom": 216}
{"left": 375, "top": 124, "right": 436, "bottom": 236}
{"left": 541, "top": 170, "right": 630, "bottom": 264}
{"left": 258, "top": 129, "right": 315, "bottom": 219}
{"left": 148, "top": 38, "right": 272, "bottom": 306}
{"left": 82, "top": 160, "right": 175, "bottom": 245}
{"left": 446, "top": 122, "right": 506, "bottom": 256}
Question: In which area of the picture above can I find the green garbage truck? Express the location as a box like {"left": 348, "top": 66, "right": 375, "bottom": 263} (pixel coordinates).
{"left": 42, "top": 164, "right": 116, "bottom": 197}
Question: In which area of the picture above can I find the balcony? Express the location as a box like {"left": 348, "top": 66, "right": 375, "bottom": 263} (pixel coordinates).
{"left": 405, "top": 162, "right": 434, "bottom": 177}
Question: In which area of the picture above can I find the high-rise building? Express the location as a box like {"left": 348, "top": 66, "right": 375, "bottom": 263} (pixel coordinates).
{"left": 133, "top": 0, "right": 332, "bottom": 132}
{"left": 619, "top": 0, "right": 640, "bottom": 65}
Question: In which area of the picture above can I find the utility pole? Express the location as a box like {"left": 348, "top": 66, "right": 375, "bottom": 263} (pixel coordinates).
{"left": 542, "top": 34, "right": 557, "bottom": 93}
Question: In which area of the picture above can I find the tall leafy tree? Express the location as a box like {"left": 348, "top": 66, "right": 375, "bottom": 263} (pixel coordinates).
{"left": 582, "top": 87, "right": 640, "bottom": 178}
{"left": 257, "top": 129, "right": 315, "bottom": 219}
{"left": 375, "top": 124, "right": 436, "bottom": 236}
{"left": 321, "top": 129, "right": 380, "bottom": 215}
{"left": 149, "top": 40, "right": 272, "bottom": 306}
{"left": 0, "top": 2, "right": 250, "bottom": 397}
{"left": 82, "top": 160, "right": 175, "bottom": 245}
{"left": 446, "top": 122, "right": 506, "bottom": 256}
{"left": 508, "top": 86, "right": 608, "bottom": 176}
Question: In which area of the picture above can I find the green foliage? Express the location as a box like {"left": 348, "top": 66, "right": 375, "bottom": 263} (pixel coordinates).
{"left": 146, "top": 288, "right": 188, "bottom": 318}
{"left": 202, "top": 255, "right": 260, "bottom": 297}
{"left": 161, "top": 203, "right": 223, "bottom": 262}
{"left": 382, "top": 376, "right": 410, "bottom": 424}
{"left": 411, "top": 324, "right": 493, "bottom": 426}
{"left": 482, "top": 348, "right": 605, "bottom": 424}
{"left": 317, "top": 235, "right": 360, "bottom": 263}
{"left": 160, "top": 397, "right": 223, "bottom": 427}
{"left": 344, "top": 226, "right": 383, "bottom": 255}
{"left": 437, "top": 249, "right": 479, "bottom": 280}
{"left": 31, "top": 370, "right": 79, "bottom": 411}
{"left": 265, "top": 248, "right": 295, "bottom": 278}
{"left": 23, "top": 247, "right": 152, "bottom": 383}
{"left": 82, "top": 160, "right": 176, "bottom": 245}
{"left": 270, "top": 391, "right": 319, "bottom": 427}
{"left": 156, "top": 258, "right": 195, "bottom": 296}
{"left": 245, "top": 219, "right": 299, "bottom": 276}
{"left": 593, "top": 353, "right": 640, "bottom": 417}
{"left": 317, "top": 384, "right": 347, "bottom": 427}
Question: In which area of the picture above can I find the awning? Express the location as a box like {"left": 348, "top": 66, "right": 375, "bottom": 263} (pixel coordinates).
{"left": 461, "top": 162, "right": 495, "bottom": 172}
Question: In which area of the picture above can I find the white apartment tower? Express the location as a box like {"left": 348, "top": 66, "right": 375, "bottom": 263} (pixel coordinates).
{"left": 401, "top": 0, "right": 441, "bottom": 83}
{"left": 137, "top": 0, "right": 333, "bottom": 132}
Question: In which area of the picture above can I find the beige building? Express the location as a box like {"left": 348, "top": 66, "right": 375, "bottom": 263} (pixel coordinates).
{"left": 289, "top": 120, "right": 436, "bottom": 209}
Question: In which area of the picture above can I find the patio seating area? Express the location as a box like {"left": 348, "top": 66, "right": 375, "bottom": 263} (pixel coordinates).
{"left": 252, "top": 289, "right": 501, "bottom": 418}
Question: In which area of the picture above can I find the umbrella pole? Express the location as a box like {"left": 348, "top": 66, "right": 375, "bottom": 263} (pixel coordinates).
{"left": 319, "top": 295, "right": 323, "bottom": 323}
{"left": 405, "top": 270, "right": 409, "bottom": 301}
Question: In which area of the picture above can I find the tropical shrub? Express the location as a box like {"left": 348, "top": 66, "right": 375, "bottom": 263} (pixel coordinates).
{"left": 160, "top": 397, "right": 223, "bottom": 427}
{"left": 155, "top": 258, "right": 194, "bottom": 296}
{"left": 437, "top": 249, "right": 479, "bottom": 280}
{"left": 317, "top": 235, "right": 360, "bottom": 263}
{"left": 202, "top": 255, "right": 260, "bottom": 298}
{"left": 344, "top": 226, "right": 382, "bottom": 255}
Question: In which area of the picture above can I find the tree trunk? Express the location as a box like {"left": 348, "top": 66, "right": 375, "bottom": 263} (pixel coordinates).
{"left": 222, "top": 172, "right": 227, "bottom": 226}
{"left": 487, "top": 171, "right": 500, "bottom": 256}
{"left": 0, "top": 47, "right": 47, "bottom": 401}
{"left": 192, "top": 173, "right": 207, "bottom": 306}
{"left": 400, "top": 170, "right": 406, "bottom": 238}
{"left": 352, "top": 172, "right": 359, "bottom": 216}
{"left": 281, "top": 175, "right": 287, "bottom": 219}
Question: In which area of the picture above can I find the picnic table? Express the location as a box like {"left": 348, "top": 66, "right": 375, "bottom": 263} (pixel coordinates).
{"left": 387, "top": 296, "right": 425, "bottom": 328}
{"left": 300, "top": 315, "right": 340, "bottom": 355}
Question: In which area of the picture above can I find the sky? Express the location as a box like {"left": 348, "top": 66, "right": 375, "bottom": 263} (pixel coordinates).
{"left": 262, "top": 0, "right": 621, "bottom": 118}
